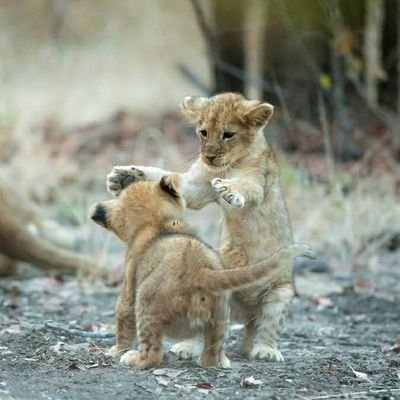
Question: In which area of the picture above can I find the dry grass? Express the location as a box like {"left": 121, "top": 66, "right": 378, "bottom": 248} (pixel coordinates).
{"left": 286, "top": 167, "right": 399, "bottom": 264}
{"left": 1, "top": 110, "right": 398, "bottom": 277}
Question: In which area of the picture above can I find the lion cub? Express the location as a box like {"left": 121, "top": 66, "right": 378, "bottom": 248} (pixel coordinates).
{"left": 91, "top": 177, "right": 314, "bottom": 368}
{"left": 106, "top": 93, "right": 300, "bottom": 361}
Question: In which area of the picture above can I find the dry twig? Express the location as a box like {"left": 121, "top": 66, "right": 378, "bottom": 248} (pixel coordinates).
{"left": 45, "top": 322, "right": 115, "bottom": 339}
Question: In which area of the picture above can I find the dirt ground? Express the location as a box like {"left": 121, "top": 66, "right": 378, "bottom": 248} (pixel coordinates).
{"left": 0, "top": 252, "right": 399, "bottom": 400}
{"left": 0, "top": 111, "right": 399, "bottom": 399}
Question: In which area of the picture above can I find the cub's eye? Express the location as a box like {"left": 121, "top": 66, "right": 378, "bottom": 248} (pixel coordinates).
{"left": 223, "top": 131, "right": 235, "bottom": 140}
{"left": 199, "top": 129, "right": 207, "bottom": 138}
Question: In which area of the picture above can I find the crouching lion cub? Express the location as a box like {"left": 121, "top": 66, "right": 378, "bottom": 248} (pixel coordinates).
{"left": 90, "top": 177, "right": 315, "bottom": 369}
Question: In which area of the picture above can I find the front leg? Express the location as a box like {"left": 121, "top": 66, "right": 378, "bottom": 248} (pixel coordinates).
{"left": 108, "top": 289, "right": 136, "bottom": 358}
{"left": 107, "top": 162, "right": 216, "bottom": 210}
{"left": 211, "top": 177, "right": 264, "bottom": 208}
{"left": 120, "top": 308, "right": 164, "bottom": 369}
{"left": 108, "top": 272, "right": 137, "bottom": 357}
{"left": 107, "top": 165, "right": 171, "bottom": 197}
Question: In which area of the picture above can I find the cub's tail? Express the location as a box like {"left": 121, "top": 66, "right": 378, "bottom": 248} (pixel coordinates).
{"left": 201, "top": 244, "right": 316, "bottom": 292}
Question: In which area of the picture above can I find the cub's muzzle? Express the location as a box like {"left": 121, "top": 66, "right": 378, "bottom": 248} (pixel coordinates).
{"left": 90, "top": 203, "right": 107, "bottom": 227}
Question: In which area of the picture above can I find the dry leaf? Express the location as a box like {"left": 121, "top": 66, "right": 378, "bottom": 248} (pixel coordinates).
{"left": 0, "top": 324, "right": 21, "bottom": 335}
{"left": 152, "top": 368, "right": 185, "bottom": 378}
{"left": 349, "top": 365, "right": 371, "bottom": 382}
{"left": 241, "top": 376, "right": 263, "bottom": 387}
{"left": 355, "top": 280, "right": 373, "bottom": 289}
{"left": 313, "top": 296, "right": 334, "bottom": 311}
{"left": 196, "top": 382, "right": 213, "bottom": 390}
{"left": 156, "top": 377, "right": 169, "bottom": 387}
{"left": 173, "top": 383, "right": 193, "bottom": 392}
{"left": 87, "top": 346, "right": 101, "bottom": 353}
{"left": 382, "top": 343, "right": 400, "bottom": 353}
{"left": 99, "top": 324, "right": 115, "bottom": 333}
{"left": 68, "top": 362, "right": 86, "bottom": 371}
{"left": 388, "top": 344, "right": 400, "bottom": 354}
{"left": 7, "top": 286, "right": 21, "bottom": 309}
{"left": 0, "top": 346, "right": 12, "bottom": 356}
{"left": 49, "top": 341, "right": 65, "bottom": 353}
{"left": 154, "top": 387, "right": 163, "bottom": 395}
{"left": 83, "top": 323, "right": 101, "bottom": 332}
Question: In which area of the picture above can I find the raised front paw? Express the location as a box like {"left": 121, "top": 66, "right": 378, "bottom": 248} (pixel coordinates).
{"left": 107, "top": 166, "right": 146, "bottom": 197}
{"left": 211, "top": 178, "right": 245, "bottom": 208}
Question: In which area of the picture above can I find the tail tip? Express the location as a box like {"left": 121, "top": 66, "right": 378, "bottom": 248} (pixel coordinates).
{"left": 304, "top": 248, "right": 317, "bottom": 260}
{"left": 295, "top": 244, "right": 317, "bottom": 260}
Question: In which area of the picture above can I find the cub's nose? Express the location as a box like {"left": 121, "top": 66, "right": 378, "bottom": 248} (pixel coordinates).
{"left": 205, "top": 155, "right": 216, "bottom": 162}
{"left": 90, "top": 203, "right": 107, "bottom": 226}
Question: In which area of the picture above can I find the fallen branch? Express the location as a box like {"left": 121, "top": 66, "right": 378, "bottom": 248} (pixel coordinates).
{"left": 0, "top": 181, "right": 100, "bottom": 276}
{"left": 45, "top": 322, "right": 115, "bottom": 339}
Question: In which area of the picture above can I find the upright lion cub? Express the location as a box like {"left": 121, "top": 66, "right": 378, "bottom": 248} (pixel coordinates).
{"left": 91, "top": 177, "right": 314, "bottom": 368}
{"left": 106, "top": 93, "right": 306, "bottom": 361}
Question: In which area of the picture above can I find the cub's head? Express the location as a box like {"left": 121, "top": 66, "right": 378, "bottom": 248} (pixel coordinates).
{"left": 90, "top": 176, "right": 185, "bottom": 242}
{"left": 181, "top": 92, "right": 274, "bottom": 168}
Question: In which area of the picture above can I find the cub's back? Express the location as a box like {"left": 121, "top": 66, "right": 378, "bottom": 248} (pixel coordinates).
{"left": 135, "top": 233, "right": 222, "bottom": 290}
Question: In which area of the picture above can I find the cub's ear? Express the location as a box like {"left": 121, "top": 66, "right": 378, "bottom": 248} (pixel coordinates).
{"left": 242, "top": 102, "right": 274, "bottom": 128}
{"left": 160, "top": 175, "right": 179, "bottom": 198}
{"left": 180, "top": 96, "right": 208, "bottom": 123}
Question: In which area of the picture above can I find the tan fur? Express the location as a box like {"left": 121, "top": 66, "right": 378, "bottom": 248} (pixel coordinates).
{"left": 92, "top": 178, "right": 314, "bottom": 368}
{"left": 107, "top": 93, "right": 307, "bottom": 361}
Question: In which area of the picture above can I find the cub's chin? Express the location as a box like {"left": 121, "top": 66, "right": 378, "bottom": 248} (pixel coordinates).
{"left": 200, "top": 156, "right": 230, "bottom": 170}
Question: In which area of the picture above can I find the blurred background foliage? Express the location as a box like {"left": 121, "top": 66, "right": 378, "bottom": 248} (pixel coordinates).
{"left": 0, "top": 0, "right": 399, "bottom": 277}
{"left": 0, "top": 0, "right": 399, "bottom": 158}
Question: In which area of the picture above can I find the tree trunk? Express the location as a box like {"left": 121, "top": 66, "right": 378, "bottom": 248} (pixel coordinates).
{"left": 244, "top": 0, "right": 267, "bottom": 99}
{"left": 364, "top": 0, "right": 385, "bottom": 108}
{"left": 213, "top": 0, "right": 245, "bottom": 93}
{"left": 397, "top": 0, "right": 400, "bottom": 149}
{"left": 47, "top": 0, "right": 69, "bottom": 42}
{"left": 329, "top": 0, "right": 348, "bottom": 158}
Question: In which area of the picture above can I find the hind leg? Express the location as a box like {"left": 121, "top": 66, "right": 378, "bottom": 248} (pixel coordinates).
{"left": 120, "top": 314, "right": 164, "bottom": 369}
{"left": 198, "top": 295, "right": 230, "bottom": 368}
{"left": 250, "top": 285, "right": 294, "bottom": 362}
